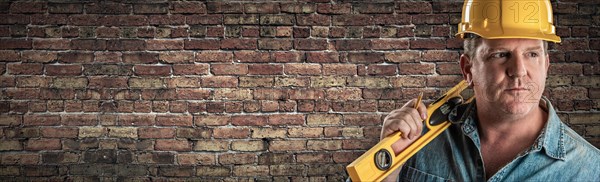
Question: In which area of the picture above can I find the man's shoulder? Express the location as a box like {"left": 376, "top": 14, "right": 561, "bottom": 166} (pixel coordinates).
{"left": 561, "top": 122, "right": 600, "bottom": 159}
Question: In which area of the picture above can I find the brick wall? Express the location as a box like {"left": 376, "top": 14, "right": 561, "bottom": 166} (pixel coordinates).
{"left": 0, "top": 0, "right": 599, "bottom": 181}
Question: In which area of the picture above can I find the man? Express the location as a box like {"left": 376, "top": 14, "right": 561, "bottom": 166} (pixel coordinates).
{"left": 380, "top": 0, "right": 600, "bottom": 181}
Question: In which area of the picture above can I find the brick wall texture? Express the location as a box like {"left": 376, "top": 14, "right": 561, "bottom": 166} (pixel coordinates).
{"left": 1, "top": 0, "right": 599, "bottom": 181}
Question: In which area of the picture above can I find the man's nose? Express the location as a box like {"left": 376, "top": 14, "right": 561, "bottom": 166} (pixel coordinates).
{"left": 507, "top": 55, "right": 527, "bottom": 78}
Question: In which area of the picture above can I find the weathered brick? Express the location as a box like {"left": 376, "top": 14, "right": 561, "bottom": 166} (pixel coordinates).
{"left": 1, "top": 153, "right": 39, "bottom": 165}
{"left": 0, "top": 140, "right": 22, "bottom": 151}
{"left": 288, "top": 127, "right": 323, "bottom": 138}
{"left": 297, "top": 153, "right": 331, "bottom": 163}
{"left": 196, "top": 51, "right": 233, "bottom": 62}
{"left": 252, "top": 128, "right": 287, "bottom": 138}
{"left": 194, "top": 140, "right": 229, "bottom": 151}
{"left": 25, "top": 139, "right": 61, "bottom": 151}
{"left": 155, "top": 139, "right": 191, "bottom": 151}
{"left": 41, "top": 127, "right": 78, "bottom": 138}
{"left": 307, "top": 140, "right": 342, "bottom": 151}
{"left": 307, "top": 114, "right": 342, "bottom": 126}
{"left": 108, "top": 127, "right": 137, "bottom": 138}
{"left": 294, "top": 39, "right": 328, "bottom": 50}
{"left": 156, "top": 115, "right": 192, "bottom": 126}
{"left": 136, "top": 128, "right": 172, "bottom": 139}
{"left": 213, "top": 127, "right": 250, "bottom": 138}
{"left": 231, "top": 140, "right": 265, "bottom": 152}
{"left": 178, "top": 153, "right": 215, "bottom": 165}
{"left": 46, "top": 64, "right": 82, "bottom": 76}
{"left": 284, "top": 63, "right": 321, "bottom": 75}
{"left": 202, "top": 76, "right": 238, "bottom": 88}
{"left": 270, "top": 164, "right": 307, "bottom": 176}
{"left": 269, "top": 140, "right": 306, "bottom": 151}
{"left": 211, "top": 63, "right": 248, "bottom": 75}
{"left": 233, "top": 165, "right": 269, "bottom": 177}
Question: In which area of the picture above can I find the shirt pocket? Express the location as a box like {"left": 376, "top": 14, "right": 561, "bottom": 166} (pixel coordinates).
{"left": 400, "top": 166, "right": 453, "bottom": 182}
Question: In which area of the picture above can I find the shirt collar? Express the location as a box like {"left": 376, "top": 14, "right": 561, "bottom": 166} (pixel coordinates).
{"left": 538, "top": 96, "right": 566, "bottom": 160}
{"left": 460, "top": 97, "right": 566, "bottom": 160}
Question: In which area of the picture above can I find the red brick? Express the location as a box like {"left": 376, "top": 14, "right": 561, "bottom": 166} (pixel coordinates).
{"left": 146, "top": 39, "right": 183, "bottom": 50}
{"left": 148, "top": 15, "right": 185, "bottom": 25}
{"left": 549, "top": 63, "right": 583, "bottom": 75}
{"left": 437, "top": 62, "right": 462, "bottom": 75}
{"left": 411, "top": 38, "right": 446, "bottom": 49}
{"left": 397, "top": 1, "right": 432, "bottom": 13}
{"left": 323, "top": 64, "right": 356, "bottom": 76}
{"left": 171, "top": 1, "right": 206, "bottom": 14}
{"left": 347, "top": 52, "right": 385, "bottom": 64}
{"left": 268, "top": 114, "right": 305, "bottom": 125}
{"left": 23, "top": 114, "right": 60, "bottom": 126}
{"left": 248, "top": 64, "right": 283, "bottom": 75}
{"left": 118, "top": 114, "right": 155, "bottom": 126}
{"left": 296, "top": 14, "right": 329, "bottom": 26}
{"left": 21, "top": 49, "right": 53, "bottom": 62}
{"left": 306, "top": 52, "right": 339, "bottom": 63}
{"left": 211, "top": 63, "right": 248, "bottom": 75}
{"left": 156, "top": 115, "right": 193, "bottom": 126}
{"left": 316, "top": 3, "right": 350, "bottom": 14}
{"left": 258, "top": 39, "right": 292, "bottom": 50}
{"left": 245, "top": 3, "right": 279, "bottom": 13}
{"left": 196, "top": 51, "right": 233, "bottom": 63}
{"left": 107, "top": 39, "right": 145, "bottom": 51}
{"left": 332, "top": 14, "right": 372, "bottom": 26}
{"left": 61, "top": 114, "right": 97, "bottom": 126}
{"left": 294, "top": 39, "right": 328, "bottom": 50}
{"left": 367, "top": 64, "right": 397, "bottom": 76}
{"left": 555, "top": 39, "right": 589, "bottom": 51}
{"left": 201, "top": 76, "right": 238, "bottom": 88}
{"left": 234, "top": 51, "right": 271, "bottom": 63}
{"left": 25, "top": 139, "right": 61, "bottom": 151}
{"left": 32, "top": 39, "right": 70, "bottom": 50}
{"left": 272, "top": 52, "right": 302, "bottom": 63}
{"left": 6, "top": 88, "right": 39, "bottom": 99}
{"left": 399, "top": 63, "right": 435, "bottom": 75}
{"left": 372, "top": 39, "right": 409, "bottom": 50}
{"left": 422, "top": 50, "right": 459, "bottom": 61}
{"left": 155, "top": 139, "right": 191, "bottom": 151}
{"left": 41, "top": 127, "right": 78, "bottom": 138}
{"left": 213, "top": 128, "right": 250, "bottom": 139}
{"left": 0, "top": 50, "right": 20, "bottom": 62}
{"left": 175, "top": 88, "right": 210, "bottom": 100}
{"left": 284, "top": 63, "right": 321, "bottom": 75}
{"left": 70, "top": 39, "right": 106, "bottom": 50}
{"left": 289, "top": 89, "right": 325, "bottom": 100}
{"left": 7, "top": 63, "right": 43, "bottom": 75}
{"left": 426, "top": 75, "right": 463, "bottom": 87}
{"left": 45, "top": 64, "right": 81, "bottom": 76}
{"left": 269, "top": 140, "right": 306, "bottom": 151}
{"left": 88, "top": 77, "right": 128, "bottom": 88}
{"left": 221, "top": 39, "right": 257, "bottom": 49}
{"left": 184, "top": 39, "right": 221, "bottom": 50}
{"left": 206, "top": 2, "right": 243, "bottom": 13}
{"left": 334, "top": 40, "right": 371, "bottom": 50}
{"left": 160, "top": 52, "right": 194, "bottom": 64}
{"left": 186, "top": 14, "right": 222, "bottom": 25}
{"left": 373, "top": 14, "right": 411, "bottom": 25}
{"left": 134, "top": 65, "right": 171, "bottom": 76}
{"left": 58, "top": 52, "right": 94, "bottom": 63}
{"left": 231, "top": 115, "right": 268, "bottom": 126}
{"left": 48, "top": 3, "right": 82, "bottom": 13}
{"left": 568, "top": 51, "right": 598, "bottom": 63}
{"left": 10, "top": 1, "right": 47, "bottom": 13}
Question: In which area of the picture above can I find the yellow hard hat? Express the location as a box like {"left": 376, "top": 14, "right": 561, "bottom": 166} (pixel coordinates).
{"left": 456, "top": 0, "right": 561, "bottom": 43}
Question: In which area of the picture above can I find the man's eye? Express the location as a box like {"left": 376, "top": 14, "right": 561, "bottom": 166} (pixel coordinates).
{"left": 527, "top": 52, "right": 539, "bottom": 57}
{"left": 491, "top": 52, "right": 509, "bottom": 58}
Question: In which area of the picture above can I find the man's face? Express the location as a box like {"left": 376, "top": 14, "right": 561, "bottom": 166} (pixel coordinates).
{"left": 463, "top": 38, "right": 549, "bottom": 116}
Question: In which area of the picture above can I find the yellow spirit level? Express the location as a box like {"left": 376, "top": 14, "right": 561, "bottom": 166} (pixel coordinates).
{"left": 346, "top": 80, "right": 474, "bottom": 181}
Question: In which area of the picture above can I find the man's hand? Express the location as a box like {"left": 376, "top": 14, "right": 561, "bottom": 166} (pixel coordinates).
{"left": 380, "top": 98, "right": 427, "bottom": 182}
{"left": 381, "top": 98, "right": 427, "bottom": 154}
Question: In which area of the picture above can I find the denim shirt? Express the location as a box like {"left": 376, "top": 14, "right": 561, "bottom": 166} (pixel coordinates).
{"left": 398, "top": 97, "right": 600, "bottom": 182}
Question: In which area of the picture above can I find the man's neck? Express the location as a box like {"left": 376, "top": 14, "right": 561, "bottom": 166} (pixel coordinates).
{"left": 476, "top": 101, "right": 548, "bottom": 144}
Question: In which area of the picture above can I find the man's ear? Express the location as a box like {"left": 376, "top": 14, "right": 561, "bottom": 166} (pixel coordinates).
{"left": 460, "top": 54, "right": 473, "bottom": 85}
{"left": 545, "top": 53, "right": 550, "bottom": 73}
